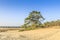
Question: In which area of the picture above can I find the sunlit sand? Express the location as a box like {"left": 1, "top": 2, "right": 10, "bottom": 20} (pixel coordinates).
{"left": 0, "top": 28, "right": 60, "bottom": 40}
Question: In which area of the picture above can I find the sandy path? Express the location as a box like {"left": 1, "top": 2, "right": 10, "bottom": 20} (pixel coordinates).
{"left": 0, "top": 28, "right": 60, "bottom": 40}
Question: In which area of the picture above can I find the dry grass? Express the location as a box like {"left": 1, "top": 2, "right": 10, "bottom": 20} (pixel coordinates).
{"left": 0, "top": 28, "right": 60, "bottom": 40}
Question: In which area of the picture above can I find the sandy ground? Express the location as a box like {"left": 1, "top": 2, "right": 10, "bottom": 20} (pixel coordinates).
{"left": 0, "top": 28, "right": 60, "bottom": 40}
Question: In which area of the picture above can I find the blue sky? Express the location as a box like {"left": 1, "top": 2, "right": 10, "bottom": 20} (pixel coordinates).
{"left": 0, "top": 0, "right": 60, "bottom": 26}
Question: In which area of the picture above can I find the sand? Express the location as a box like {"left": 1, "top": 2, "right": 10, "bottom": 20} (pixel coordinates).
{"left": 0, "top": 28, "right": 60, "bottom": 40}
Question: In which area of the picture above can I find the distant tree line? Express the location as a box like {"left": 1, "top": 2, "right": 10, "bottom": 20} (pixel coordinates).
{"left": 0, "top": 26, "right": 20, "bottom": 28}
{"left": 44, "top": 20, "right": 60, "bottom": 28}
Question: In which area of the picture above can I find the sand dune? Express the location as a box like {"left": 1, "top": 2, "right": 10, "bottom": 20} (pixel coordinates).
{"left": 0, "top": 28, "right": 60, "bottom": 40}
